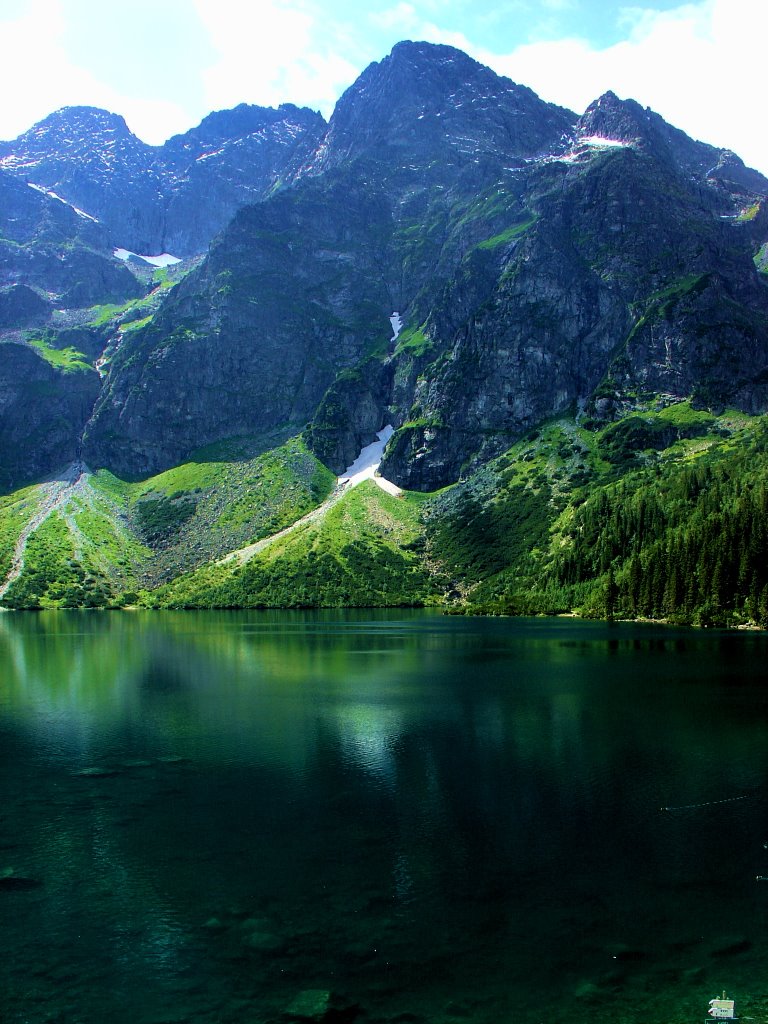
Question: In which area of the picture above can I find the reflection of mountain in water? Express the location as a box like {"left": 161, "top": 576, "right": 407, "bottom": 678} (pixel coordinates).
{"left": 2, "top": 611, "right": 768, "bottom": 1024}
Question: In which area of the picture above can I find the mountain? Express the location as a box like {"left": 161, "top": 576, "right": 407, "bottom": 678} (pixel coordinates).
{"left": 305, "top": 40, "right": 574, "bottom": 174}
{"left": 80, "top": 41, "right": 768, "bottom": 488}
{"left": 0, "top": 102, "right": 326, "bottom": 257}
{"left": 0, "top": 99, "right": 326, "bottom": 489}
{"left": 0, "top": 40, "right": 768, "bottom": 619}
{"left": 82, "top": 42, "right": 581, "bottom": 477}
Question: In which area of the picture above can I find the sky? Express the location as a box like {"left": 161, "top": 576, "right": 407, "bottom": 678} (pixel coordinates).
{"left": 1, "top": 0, "right": 765, "bottom": 174}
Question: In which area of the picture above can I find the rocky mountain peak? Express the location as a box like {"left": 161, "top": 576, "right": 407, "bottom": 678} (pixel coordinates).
{"left": 0, "top": 99, "right": 328, "bottom": 256}
{"left": 307, "top": 39, "right": 575, "bottom": 176}
{"left": 575, "top": 90, "right": 768, "bottom": 199}
{"left": 6, "top": 105, "right": 135, "bottom": 141}
{"left": 163, "top": 102, "right": 325, "bottom": 160}
{"left": 0, "top": 106, "right": 152, "bottom": 168}
{"left": 0, "top": 104, "right": 157, "bottom": 207}
{"left": 575, "top": 90, "right": 707, "bottom": 165}
{"left": 576, "top": 91, "right": 651, "bottom": 143}
{"left": 0, "top": 104, "right": 162, "bottom": 251}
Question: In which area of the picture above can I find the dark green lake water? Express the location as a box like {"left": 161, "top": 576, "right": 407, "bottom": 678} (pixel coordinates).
{"left": 1, "top": 610, "right": 767, "bottom": 1024}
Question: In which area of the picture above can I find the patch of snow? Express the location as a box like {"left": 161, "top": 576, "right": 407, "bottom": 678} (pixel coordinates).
{"left": 338, "top": 425, "right": 401, "bottom": 498}
{"left": 27, "top": 182, "right": 99, "bottom": 221}
{"left": 113, "top": 248, "right": 182, "bottom": 267}
{"left": 389, "top": 311, "right": 403, "bottom": 341}
{"left": 542, "top": 135, "right": 633, "bottom": 165}
{"left": 579, "top": 135, "right": 630, "bottom": 149}
{"left": 196, "top": 148, "right": 225, "bottom": 162}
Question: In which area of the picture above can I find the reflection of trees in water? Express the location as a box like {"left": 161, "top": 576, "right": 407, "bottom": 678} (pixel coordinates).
{"left": 1, "top": 614, "right": 768, "bottom": 1024}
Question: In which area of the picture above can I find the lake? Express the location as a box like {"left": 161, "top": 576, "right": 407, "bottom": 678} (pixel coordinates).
{"left": 1, "top": 610, "right": 767, "bottom": 1024}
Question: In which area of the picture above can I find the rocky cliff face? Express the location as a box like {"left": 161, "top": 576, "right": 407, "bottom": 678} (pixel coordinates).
{"left": 0, "top": 103, "right": 326, "bottom": 257}
{"left": 2, "top": 40, "right": 768, "bottom": 493}
{"left": 0, "top": 167, "right": 143, "bottom": 307}
{"left": 0, "top": 343, "right": 100, "bottom": 490}
{"left": 380, "top": 137, "right": 768, "bottom": 487}
{"left": 83, "top": 174, "right": 398, "bottom": 477}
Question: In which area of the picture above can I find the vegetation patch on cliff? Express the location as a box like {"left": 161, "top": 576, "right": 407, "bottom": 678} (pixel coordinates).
{"left": 28, "top": 338, "right": 92, "bottom": 372}
{"left": 476, "top": 215, "right": 537, "bottom": 250}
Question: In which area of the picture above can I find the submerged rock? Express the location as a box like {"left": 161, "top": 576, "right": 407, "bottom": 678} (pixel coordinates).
{"left": 573, "top": 980, "right": 610, "bottom": 1003}
{"left": 284, "top": 989, "right": 331, "bottom": 1021}
{"left": 605, "top": 942, "right": 646, "bottom": 962}
{"left": 202, "top": 917, "right": 227, "bottom": 932}
{"left": 74, "top": 767, "right": 120, "bottom": 778}
{"left": 0, "top": 873, "right": 42, "bottom": 891}
{"left": 241, "top": 918, "right": 285, "bottom": 953}
{"left": 710, "top": 935, "right": 753, "bottom": 957}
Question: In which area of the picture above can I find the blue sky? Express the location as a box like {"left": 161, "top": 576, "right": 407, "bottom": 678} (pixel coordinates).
{"left": 1, "top": 0, "right": 766, "bottom": 174}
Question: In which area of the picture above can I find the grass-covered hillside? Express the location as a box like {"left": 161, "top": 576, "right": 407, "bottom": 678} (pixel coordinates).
{"left": 146, "top": 481, "right": 438, "bottom": 609}
{"left": 428, "top": 403, "right": 768, "bottom": 627}
{"left": 2, "top": 402, "right": 768, "bottom": 626}
{"left": 0, "top": 433, "right": 335, "bottom": 609}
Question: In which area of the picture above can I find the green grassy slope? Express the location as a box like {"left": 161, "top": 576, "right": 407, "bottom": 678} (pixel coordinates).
{"left": 0, "top": 480, "right": 150, "bottom": 609}
{"left": 146, "top": 481, "right": 440, "bottom": 609}
{"left": 125, "top": 433, "right": 336, "bottom": 584}
{"left": 0, "top": 433, "right": 336, "bottom": 609}
{"left": 426, "top": 404, "right": 768, "bottom": 627}
{"left": 0, "top": 485, "right": 51, "bottom": 581}
{"left": 2, "top": 405, "right": 768, "bottom": 625}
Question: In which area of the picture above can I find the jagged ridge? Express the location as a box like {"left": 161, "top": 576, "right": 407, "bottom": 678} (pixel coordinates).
{"left": 0, "top": 40, "right": 768, "bottom": 615}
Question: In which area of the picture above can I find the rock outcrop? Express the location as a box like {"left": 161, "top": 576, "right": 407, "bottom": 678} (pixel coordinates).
{"left": 0, "top": 103, "right": 326, "bottom": 257}
{"left": 2, "top": 40, "right": 768, "bottom": 492}
{"left": 0, "top": 343, "right": 99, "bottom": 490}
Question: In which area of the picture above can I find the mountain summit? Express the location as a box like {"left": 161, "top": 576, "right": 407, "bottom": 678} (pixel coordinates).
{"left": 0, "top": 39, "right": 766, "bottom": 494}
{"left": 0, "top": 102, "right": 326, "bottom": 256}
{"left": 308, "top": 40, "right": 574, "bottom": 175}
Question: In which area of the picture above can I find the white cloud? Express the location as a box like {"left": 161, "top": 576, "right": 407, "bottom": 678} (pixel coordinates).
{"left": 370, "top": 2, "right": 418, "bottom": 30}
{"left": 0, "top": 0, "right": 192, "bottom": 143}
{"left": 194, "top": 0, "right": 360, "bottom": 119}
{"left": 0, "top": 0, "right": 765, "bottom": 177}
{"left": 477, "top": 0, "right": 768, "bottom": 175}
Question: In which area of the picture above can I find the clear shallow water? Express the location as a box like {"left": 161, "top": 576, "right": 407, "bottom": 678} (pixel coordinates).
{"left": 1, "top": 610, "right": 767, "bottom": 1024}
